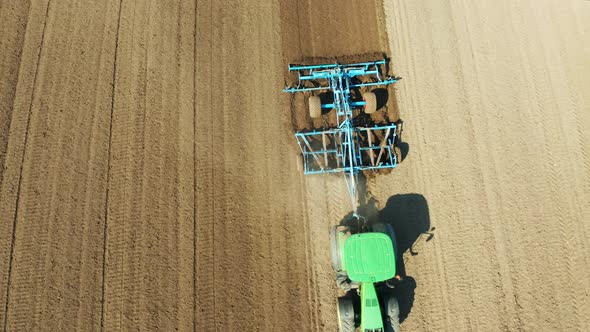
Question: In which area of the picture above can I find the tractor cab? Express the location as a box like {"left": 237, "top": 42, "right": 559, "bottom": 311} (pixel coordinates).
{"left": 331, "top": 224, "right": 401, "bottom": 332}
{"left": 343, "top": 232, "right": 396, "bottom": 283}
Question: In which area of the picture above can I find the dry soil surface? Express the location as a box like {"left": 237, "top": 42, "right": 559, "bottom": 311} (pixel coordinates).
{"left": 0, "top": 0, "right": 589, "bottom": 331}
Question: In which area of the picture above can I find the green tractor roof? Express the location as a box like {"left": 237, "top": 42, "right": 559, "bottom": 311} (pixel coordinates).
{"left": 343, "top": 232, "right": 396, "bottom": 282}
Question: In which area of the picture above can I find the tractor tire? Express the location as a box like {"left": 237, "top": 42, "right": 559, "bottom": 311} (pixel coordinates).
{"left": 308, "top": 95, "right": 322, "bottom": 118}
{"left": 337, "top": 297, "right": 355, "bottom": 332}
{"left": 384, "top": 296, "right": 401, "bottom": 332}
{"left": 363, "top": 92, "right": 377, "bottom": 114}
{"left": 330, "top": 226, "right": 342, "bottom": 272}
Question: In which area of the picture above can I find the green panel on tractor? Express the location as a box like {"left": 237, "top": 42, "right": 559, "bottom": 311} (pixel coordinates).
{"left": 360, "top": 282, "right": 384, "bottom": 331}
{"left": 344, "top": 233, "right": 395, "bottom": 282}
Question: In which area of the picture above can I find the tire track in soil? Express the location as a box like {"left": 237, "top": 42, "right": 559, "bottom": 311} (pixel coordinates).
{"left": 277, "top": 9, "right": 324, "bottom": 323}
{"left": 99, "top": 1, "right": 123, "bottom": 330}
{"left": 277, "top": 6, "right": 323, "bottom": 326}
{"left": 0, "top": 0, "right": 32, "bottom": 189}
{"left": 500, "top": 2, "right": 561, "bottom": 328}
{"left": 102, "top": 1, "right": 195, "bottom": 331}
{"left": 1, "top": 0, "right": 119, "bottom": 330}
{"left": 0, "top": 1, "right": 45, "bottom": 328}
{"left": 448, "top": 3, "right": 520, "bottom": 329}
{"left": 296, "top": 174, "right": 321, "bottom": 331}
{"left": 194, "top": 1, "right": 316, "bottom": 330}
{"left": 101, "top": 2, "right": 152, "bottom": 328}
{"left": 508, "top": 2, "right": 589, "bottom": 328}
{"left": 532, "top": 3, "right": 589, "bottom": 327}
{"left": 388, "top": 4, "right": 497, "bottom": 329}
{"left": 194, "top": 0, "right": 216, "bottom": 330}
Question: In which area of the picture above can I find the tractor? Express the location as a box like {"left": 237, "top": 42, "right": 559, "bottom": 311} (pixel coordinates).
{"left": 284, "top": 58, "right": 402, "bottom": 332}
{"left": 331, "top": 223, "right": 401, "bottom": 332}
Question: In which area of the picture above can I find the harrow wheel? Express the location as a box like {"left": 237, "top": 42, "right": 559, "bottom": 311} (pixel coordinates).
{"left": 363, "top": 91, "right": 377, "bottom": 114}
{"left": 308, "top": 95, "right": 322, "bottom": 118}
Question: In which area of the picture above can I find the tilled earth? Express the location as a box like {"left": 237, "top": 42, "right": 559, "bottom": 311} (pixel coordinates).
{"left": 0, "top": 0, "right": 589, "bottom": 331}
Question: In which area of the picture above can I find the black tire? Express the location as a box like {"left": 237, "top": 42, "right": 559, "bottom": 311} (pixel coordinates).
{"left": 330, "top": 226, "right": 350, "bottom": 272}
{"left": 308, "top": 95, "right": 322, "bottom": 118}
{"left": 384, "top": 296, "right": 401, "bottom": 332}
{"left": 330, "top": 226, "right": 341, "bottom": 272}
{"left": 363, "top": 92, "right": 377, "bottom": 114}
{"left": 337, "top": 297, "right": 355, "bottom": 332}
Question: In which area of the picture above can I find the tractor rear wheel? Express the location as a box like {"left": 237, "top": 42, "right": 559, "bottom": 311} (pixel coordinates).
{"left": 330, "top": 226, "right": 342, "bottom": 272}
{"left": 308, "top": 95, "right": 322, "bottom": 118}
{"left": 384, "top": 296, "right": 401, "bottom": 332}
{"left": 363, "top": 92, "right": 377, "bottom": 114}
{"left": 337, "top": 297, "right": 355, "bottom": 332}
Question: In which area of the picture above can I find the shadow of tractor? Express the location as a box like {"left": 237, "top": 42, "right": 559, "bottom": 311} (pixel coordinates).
{"left": 379, "top": 194, "right": 433, "bottom": 257}
{"left": 379, "top": 194, "right": 433, "bottom": 323}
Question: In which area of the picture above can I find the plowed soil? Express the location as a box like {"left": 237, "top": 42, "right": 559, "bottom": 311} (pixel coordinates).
{"left": 0, "top": 0, "right": 589, "bottom": 331}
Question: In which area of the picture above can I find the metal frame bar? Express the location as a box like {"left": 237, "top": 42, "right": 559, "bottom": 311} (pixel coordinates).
{"left": 295, "top": 125, "right": 398, "bottom": 172}
{"left": 286, "top": 59, "right": 399, "bottom": 216}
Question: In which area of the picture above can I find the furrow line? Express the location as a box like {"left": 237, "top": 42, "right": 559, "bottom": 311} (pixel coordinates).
{"left": 99, "top": 0, "right": 123, "bottom": 330}
{"left": 2, "top": 1, "right": 51, "bottom": 330}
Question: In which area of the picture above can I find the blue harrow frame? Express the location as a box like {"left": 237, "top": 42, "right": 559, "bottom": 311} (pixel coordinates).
{"left": 284, "top": 59, "right": 399, "bottom": 217}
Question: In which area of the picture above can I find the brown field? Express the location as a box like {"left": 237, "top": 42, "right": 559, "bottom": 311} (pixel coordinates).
{"left": 0, "top": 0, "right": 589, "bottom": 331}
